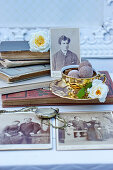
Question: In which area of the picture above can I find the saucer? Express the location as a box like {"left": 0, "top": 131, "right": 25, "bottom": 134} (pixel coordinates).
{"left": 50, "top": 79, "right": 94, "bottom": 100}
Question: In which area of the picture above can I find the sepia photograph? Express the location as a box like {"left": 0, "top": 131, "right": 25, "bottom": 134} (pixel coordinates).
{"left": 56, "top": 111, "right": 113, "bottom": 150}
{"left": 0, "top": 112, "right": 52, "bottom": 150}
{"left": 50, "top": 28, "right": 80, "bottom": 77}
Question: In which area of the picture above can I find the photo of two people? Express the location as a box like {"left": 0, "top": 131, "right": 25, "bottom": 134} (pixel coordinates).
{"left": 0, "top": 112, "right": 52, "bottom": 150}
{"left": 56, "top": 111, "right": 113, "bottom": 150}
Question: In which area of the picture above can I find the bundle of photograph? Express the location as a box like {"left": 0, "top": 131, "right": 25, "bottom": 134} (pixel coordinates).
{"left": 0, "top": 28, "right": 113, "bottom": 151}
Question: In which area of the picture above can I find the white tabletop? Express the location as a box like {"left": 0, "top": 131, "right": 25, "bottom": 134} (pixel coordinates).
{"left": 0, "top": 74, "right": 113, "bottom": 168}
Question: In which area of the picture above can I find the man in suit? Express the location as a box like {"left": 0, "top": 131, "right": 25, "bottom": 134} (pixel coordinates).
{"left": 72, "top": 116, "right": 86, "bottom": 130}
{"left": 71, "top": 116, "right": 86, "bottom": 137}
{"left": 2, "top": 120, "right": 23, "bottom": 144}
{"left": 52, "top": 35, "right": 80, "bottom": 71}
{"left": 20, "top": 118, "right": 41, "bottom": 144}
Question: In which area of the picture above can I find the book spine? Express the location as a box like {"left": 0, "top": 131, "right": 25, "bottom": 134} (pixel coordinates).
{"left": 8, "top": 70, "right": 50, "bottom": 83}
{"left": 0, "top": 82, "right": 51, "bottom": 94}
{"left": 1, "top": 51, "right": 50, "bottom": 60}
{"left": 2, "top": 96, "right": 113, "bottom": 107}
{"left": 0, "top": 59, "right": 50, "bottom": 68}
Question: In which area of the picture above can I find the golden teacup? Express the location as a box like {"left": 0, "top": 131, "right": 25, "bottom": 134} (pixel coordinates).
{"left": 61, "top": 65, "right": 106, "bottom": 92}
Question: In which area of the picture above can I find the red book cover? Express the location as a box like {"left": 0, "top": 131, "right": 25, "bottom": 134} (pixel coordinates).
{"left": 2, "top": 71, "right": 113, "bottom": 107}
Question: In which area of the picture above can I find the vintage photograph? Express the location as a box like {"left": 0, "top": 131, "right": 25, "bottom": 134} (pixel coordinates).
{"left": 0, "top": 112, "right": 52, "bottom": 150}
{"left": 56, "top": 111, "right": 113, "bottom": 150}
{"left": 50, "top": 28, "right": 80, "bottom": 77}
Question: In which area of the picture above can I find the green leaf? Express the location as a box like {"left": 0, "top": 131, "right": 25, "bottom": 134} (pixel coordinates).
{"left": 77, "top": 88, "right": 85, "bottom": 99}
{"left": 85, "top": 82, "right": 92, "bottom": 89}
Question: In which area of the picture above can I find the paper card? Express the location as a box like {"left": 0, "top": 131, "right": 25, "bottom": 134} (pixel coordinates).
{"left": 0, "top": 112, "right": 52, "bottom": 150}
{"left": 50, "top": 28, "right": 80, "bottom": 77}
{"left": 56, "top": 111, "right": 113, "bottom": 150}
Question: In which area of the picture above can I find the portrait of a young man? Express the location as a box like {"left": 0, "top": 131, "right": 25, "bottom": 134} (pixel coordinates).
{"left": 51, "top": 28, "right": 80, "bottom": 77}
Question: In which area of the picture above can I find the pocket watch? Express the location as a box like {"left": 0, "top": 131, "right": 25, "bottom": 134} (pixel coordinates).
{"left": 35, "top": 107, "right": 59, "bottom": 118}
{"left": 35, "top": 107, "right": 67, "bottom": 129}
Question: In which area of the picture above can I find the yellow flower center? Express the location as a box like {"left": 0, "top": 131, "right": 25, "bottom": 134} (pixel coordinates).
{"left": 35, "top": 35, "right": 45, "bottom": 47}
{"left": 96, "top": 89, "right": 101, "bottom": 96}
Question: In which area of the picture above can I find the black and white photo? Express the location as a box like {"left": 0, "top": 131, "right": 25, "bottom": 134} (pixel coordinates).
{"left": 56, "top": 111, "right": 113, "bottom": 150}
{"left": 0, "top": 112, "right": 52, "bottom": 150}
{"left": 51, "top": 28, "right": 80, "bottom": 77}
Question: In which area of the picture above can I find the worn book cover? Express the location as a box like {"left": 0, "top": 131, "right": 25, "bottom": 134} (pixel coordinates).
{"left": 0, "top": 75, "right": 56, "bottom": 94}
{"left": 0, "top": 64, "right": 50, "bottom": 83}
{"left": 2, "top": 71, "right": 113, "bottom": 107}
{"left": 0, "top": 41, "right": 50, "bottom": 60}
{"left": 0, "top": 41, "right": 30, "bottom": 52}
{"left": 0, "top": 59, "right": 50, "bottom": 68}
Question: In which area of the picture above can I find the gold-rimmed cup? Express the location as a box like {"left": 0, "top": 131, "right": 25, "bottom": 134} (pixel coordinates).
{"left": 61, "top": 65, "right": 106, "bottom": 91}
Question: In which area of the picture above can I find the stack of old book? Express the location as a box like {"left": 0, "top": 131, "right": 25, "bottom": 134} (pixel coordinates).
{"left": 0, "top": 41, "right": 51, "bottom": 83}
{"left": 0, "top": 41, "right": 53, "bottom": 107}
{"left": 0, "top": 41, "right": 113, "bottom": 107}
